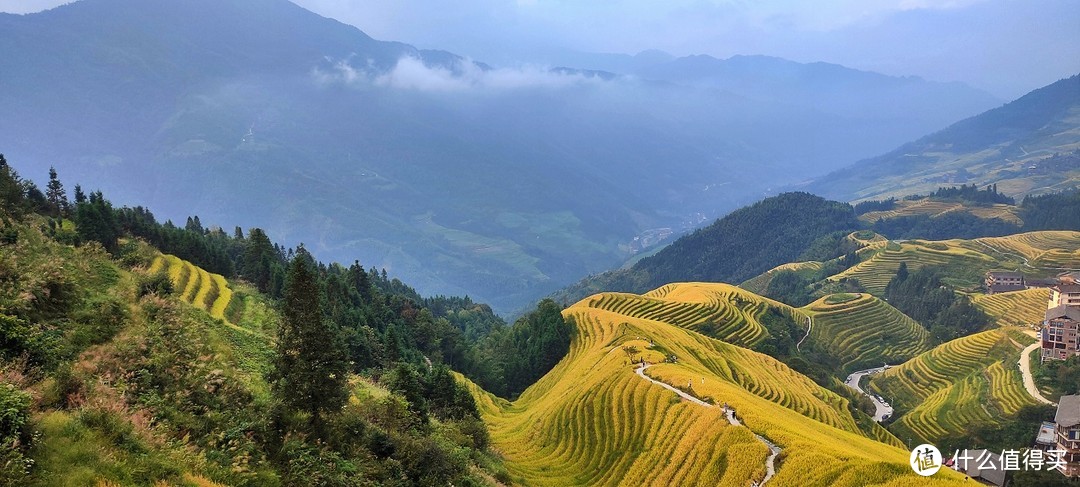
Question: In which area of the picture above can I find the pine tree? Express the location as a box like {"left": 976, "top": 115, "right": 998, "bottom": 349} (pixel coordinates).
{"left": 45, "top": 167, "right": 69, "bottom": 217}
{"left": 270, "top": 246, "right": 348, "bottom": 435}
{"left": 73, "top": 184, "right": 86, "bottom": 204}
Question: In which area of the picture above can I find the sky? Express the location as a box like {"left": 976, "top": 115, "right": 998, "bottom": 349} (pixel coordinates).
{"left": 2, "top": 0, "right": 1078, "bottom": 99}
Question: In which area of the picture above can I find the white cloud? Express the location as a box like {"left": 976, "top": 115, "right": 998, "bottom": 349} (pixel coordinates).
{"left": 315, "top": 56, "right": 607, "bottom": 93}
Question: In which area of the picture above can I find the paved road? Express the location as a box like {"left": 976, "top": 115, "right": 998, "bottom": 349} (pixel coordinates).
{"left": 636, "top": 364, "right": 780, "bottom": 486}
{"left": 1019, "top": 342, "right": 1057, "bottom": 406}
{"left": 795, "top": 316, "right": 812, "bottom": 351}
{"left": 844, "top": 366, "right": 894, "bottom": 422}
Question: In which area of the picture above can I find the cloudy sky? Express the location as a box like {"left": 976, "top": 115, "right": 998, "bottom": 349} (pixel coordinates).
{"left": 3, "top": 0, "right": 1077, "bottom": 98}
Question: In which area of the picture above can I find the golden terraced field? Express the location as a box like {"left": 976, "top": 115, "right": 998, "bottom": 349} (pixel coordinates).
{"left": 468, "top": 283, "right": 969, "bottom": 486}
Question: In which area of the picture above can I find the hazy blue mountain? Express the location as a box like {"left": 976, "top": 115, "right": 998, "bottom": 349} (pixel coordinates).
{"left": 806, "top": 74, "right": 1080, "bottom": 202}
{"left": 0, "top": 0, "right": 1003, "bottom": 312}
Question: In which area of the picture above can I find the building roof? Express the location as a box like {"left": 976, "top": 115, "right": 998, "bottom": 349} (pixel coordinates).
{"left": 1046, "top": 305, "right": 1080, "bottom": 322}
{"left": 1054, "top": 284, "right": 1080, "bottom": 294}
{"left": 987, "top": 270, "right": 1023, "bottom": 279}
{"left": 958, "top": 449, "right": 1007, "bottom": 487}
{"left": 1037, "top": 421, "right": 1057, "bottom": 445}
{"left": 1056, "top": 395, "right": 1080, "bottom": 428}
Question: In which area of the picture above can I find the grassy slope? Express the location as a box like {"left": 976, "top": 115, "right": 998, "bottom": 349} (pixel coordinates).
{"left": 810, "top": 75, "right": 1080, "bottom": 202}
{"left": 868, "top": 328, "right": 1037, "bottom": 445}
{"left": 467, "top": 284, "right": 969, "bottom": 486}
{"left": 2, "top": 229, "right": 498, "bottom": 486}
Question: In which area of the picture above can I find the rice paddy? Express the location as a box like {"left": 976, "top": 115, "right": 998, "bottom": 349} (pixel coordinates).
{"left": 858, "top": 199, "right": 1024, "bottom": 226}
{"left": 972, "top": 288, "right": 1051, "bottom": 327}
{"left": 467, "top": 286, "right": 970, "bottom": 486}
{"left": 801, "top": 293, "right": 932, "bottom": 373}
{"left": 868, "top": 328, "right": 1038, "bottom": 444}
{"left": 147, "top": 254, "right": 264, "bottom": 337}
{"left": 586, "top": 283, "right": 806, "bottom": 348}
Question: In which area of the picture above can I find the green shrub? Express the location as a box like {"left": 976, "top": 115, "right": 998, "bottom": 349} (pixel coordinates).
{"left": 0, "top": 383, "right": 31, "bottom": 485}
{"left": 138, "top": 271, "right": 173, "bottom": 298}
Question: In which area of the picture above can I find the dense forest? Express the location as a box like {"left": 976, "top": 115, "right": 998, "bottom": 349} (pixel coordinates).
{"left": 882, "top": 263, "right": 992, "bottom": 343}
{"left": 551, "top": 192, "right": 864, "bottom": 305}
{"left": 0, "top": 155, "right": 575, "bottom": 485}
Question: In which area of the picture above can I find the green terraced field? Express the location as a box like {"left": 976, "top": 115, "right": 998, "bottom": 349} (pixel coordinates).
{"left": 801, "top": 293, "right": 932, "bottom": 373}
{"left": 869, "top": 328, "right": 1038, "bottom": 444}
{"left": 467, "top": 287, "right": 969, "bottom": 486}
{"left": 832, "top": 240, "right": 995, "bottom": 294}
{"left": 973, "top": 288, "right": 1051, "bottom": 327}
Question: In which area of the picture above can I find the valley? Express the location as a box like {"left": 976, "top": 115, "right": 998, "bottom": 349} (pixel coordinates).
{"left": 0, "top": 0, "right": 1077, "bottom": 485}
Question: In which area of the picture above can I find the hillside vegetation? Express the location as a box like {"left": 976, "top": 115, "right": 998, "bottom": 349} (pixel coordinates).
{"left": 467, "top": 285, "right": 969, "bottom": 486}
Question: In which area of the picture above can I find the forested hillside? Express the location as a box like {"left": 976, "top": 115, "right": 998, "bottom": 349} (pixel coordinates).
{"left": 0, "top": 155, "right": 575, "bottom": 485}
{"left": 551, "top": 193, "right": 862, "bottom": 305}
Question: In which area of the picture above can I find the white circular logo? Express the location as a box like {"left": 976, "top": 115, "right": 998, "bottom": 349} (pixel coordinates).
{"left": 909, "top": 444, "right": 942, "bottom": 476}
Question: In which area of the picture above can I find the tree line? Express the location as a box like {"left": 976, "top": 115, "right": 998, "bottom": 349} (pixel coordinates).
{"left": 0, "top": 156, "right": 574, "bottom": 403}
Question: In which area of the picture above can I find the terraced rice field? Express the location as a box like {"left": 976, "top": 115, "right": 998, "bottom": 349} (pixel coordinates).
{"left": 858, "top": 199, "right": 1024, "bottom": 225}
{"left": 145, "top": 254, "right": 269, "bottom": 340}
{"left": 467, "top": 289, "right": 969, "bottom": 486}
{"left": 869, "top": 329, "right": 1037, "bottom": 444}
{"left": 965, "top": 231, "right": 1080, "bottom": 271}
{"left": 587, "top": 283, "right": 805, "bottom": 348}
{"left": 973, "top": 288, "right": 1051, "bottom": 327}
{"left": 831, "top": 240, "right": 995, "bottom": 294}
{"left": 801, "top": 294, "right": 931, "bottom": 373}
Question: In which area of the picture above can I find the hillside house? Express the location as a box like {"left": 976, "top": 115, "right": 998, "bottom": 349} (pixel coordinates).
{"left": 952, "top": 449, "right": 1007, "bottom": 486}
{"left": 986, "top": 271, "right": 1026, "bottom": 294}
{"left": 1054, "top": 395, "right": 1080, "bottom": 477}
{"left": 1050, "top": 284, "right": 1080, "bottom": 309}
{"left": 1042, "top": 306, "right": 1080, "bottom": 362}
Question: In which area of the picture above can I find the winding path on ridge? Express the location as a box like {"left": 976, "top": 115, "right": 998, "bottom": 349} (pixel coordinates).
{"left": 1019, "top": 341, "right": 1057, "bottom": 406}
{"left": 635, "top": 364, "right": 781, "bottom": 486}
{"left": 844, "top": 366, "right": 894, "bottom": 422}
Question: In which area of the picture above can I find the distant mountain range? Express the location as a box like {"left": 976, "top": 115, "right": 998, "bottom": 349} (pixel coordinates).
{"left": 807, "top": 74, "right": 1080, "bottom": 202}
{"left": 0, "top": 0, "right": 1003, "bottom": 312}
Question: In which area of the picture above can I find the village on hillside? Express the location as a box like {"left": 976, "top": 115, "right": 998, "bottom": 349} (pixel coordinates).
{"left": 968, "top": 270, "right": 1080, "bottom": 483}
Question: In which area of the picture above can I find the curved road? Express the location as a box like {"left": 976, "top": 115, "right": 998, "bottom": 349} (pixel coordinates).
{"left": 636, "top": 364, "right": 780, "bottom": 486}
{"left": 1019, "top": 342, "right": 1056, "bottom": 406}
{"left": 795, "top": 316, "right": 813, "bottom": 351}
{"left": 844, "top": 366, "right": 894, "bottom": 422}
